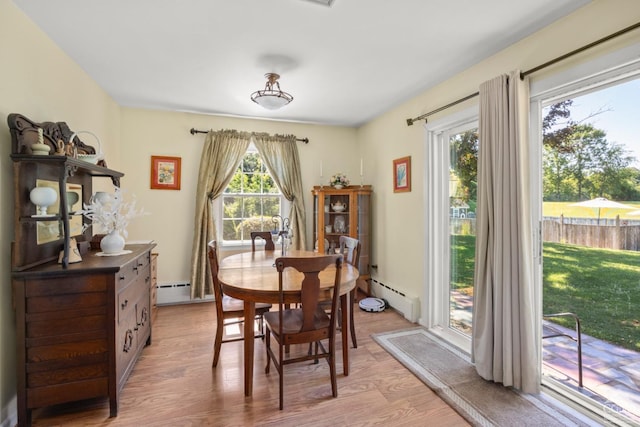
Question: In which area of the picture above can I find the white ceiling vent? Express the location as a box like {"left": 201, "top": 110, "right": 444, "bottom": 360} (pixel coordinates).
{"left": 301, "top": 0, "right": 335, "bottom": 7}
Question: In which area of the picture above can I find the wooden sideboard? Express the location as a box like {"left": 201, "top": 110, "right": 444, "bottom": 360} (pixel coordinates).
{"left": 7, "top": 113, "right": 155, "bottom": 426}
{"left": 12, "top": 244, "right": 156, "bottom": 426}
{"left": 150, "top": 252, "right": 159, "bottom": 324}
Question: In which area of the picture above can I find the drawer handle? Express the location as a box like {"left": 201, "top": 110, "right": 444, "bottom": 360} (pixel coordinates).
{"left": 121, "top": 299, "right": 128, "bottom": 309}
{"left": 123, "top": 329, "right": 133, "bottom": 353}
{"left": 133, "top": 266, "right": 138, "bottom": 272}
{"left": 119, "top": 275, "right": 125, "bottom": 281}
{"left": 138, "top": 307, "right": 148, "bottom": 328}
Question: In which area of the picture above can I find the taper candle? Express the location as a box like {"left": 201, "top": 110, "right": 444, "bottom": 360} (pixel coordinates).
{"left": 360, "top": 158, "right": 363, "bottom": 177}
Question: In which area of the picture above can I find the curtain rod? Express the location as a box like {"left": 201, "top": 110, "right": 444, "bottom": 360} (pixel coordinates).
{"left": 189, "top": 128, "right": 309, "bottom": 144}
{"left": 406, "top": 21, "right": 640, "bottom": 126}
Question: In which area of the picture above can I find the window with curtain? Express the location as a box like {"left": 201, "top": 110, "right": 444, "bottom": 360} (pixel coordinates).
{"left": 221, "top": 143, "right": 285, "bottom": 244}
{"left": 424, "top": 109, "right": 478, "bottom": 353}
{"left": 449, "top": 125, "right": 479, "bottom": 337}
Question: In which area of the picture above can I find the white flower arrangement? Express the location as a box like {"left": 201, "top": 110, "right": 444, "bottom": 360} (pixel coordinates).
{"left": 330, "top": 172, "right": 349, "bottom": 187}
{"left": 79, "top": 187, "right": 145, "bottom": 237}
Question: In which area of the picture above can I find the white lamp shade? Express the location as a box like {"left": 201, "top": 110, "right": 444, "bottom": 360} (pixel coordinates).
{"left": 253, "top": 93, "right": 291, "bottom": 110}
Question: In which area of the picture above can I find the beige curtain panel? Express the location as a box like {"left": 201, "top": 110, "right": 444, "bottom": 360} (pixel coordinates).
{"left": 190, "top": 130, "right": 251, "bottom": 299}
{"left": 253, "top": 133, "right": 307, "bottom": 251}
{"left": 189, "top": 129, "right": 308, "bottom": 299}
{"left": 473, "top": 70, "right": 539, "bottom": 393}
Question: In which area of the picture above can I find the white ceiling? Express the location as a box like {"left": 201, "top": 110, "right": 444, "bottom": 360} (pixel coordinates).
{"left": 14, "top": 0, "right": 590, "bottom": 127}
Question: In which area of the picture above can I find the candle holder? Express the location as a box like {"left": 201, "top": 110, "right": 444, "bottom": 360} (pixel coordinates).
{"left": 272, "top": 215, "right": 293, "bottom": 254}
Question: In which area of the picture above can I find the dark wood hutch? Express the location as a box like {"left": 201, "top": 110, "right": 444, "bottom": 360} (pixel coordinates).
{"left": 8, "top": 114, "right": 155, "bottom": 426}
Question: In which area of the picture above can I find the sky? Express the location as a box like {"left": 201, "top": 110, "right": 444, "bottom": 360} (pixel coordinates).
{"left": 566, "top": 77, "right": 640, "bottom": 166}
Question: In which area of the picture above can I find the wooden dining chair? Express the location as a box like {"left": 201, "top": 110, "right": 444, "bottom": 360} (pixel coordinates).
{"left": 317, "top": 236, "right": 361, "bottom": 349}
{"left": 208, "top": 240, "right": 272, "bottom": 368}
{"left": 250, "top": 231, "right": 275, "bottom": 251}
{"left": 338, "top": 236, "right": 361, "bottom": 348}
{"left": 264, "top": 254, "right": 343, "bottom": 410}
{"left": 317, "top": 236, "right": 361, "bottom": 347}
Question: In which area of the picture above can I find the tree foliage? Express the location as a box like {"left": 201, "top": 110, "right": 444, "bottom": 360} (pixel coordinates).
{"left": 451, "top": 130, "right": 478, "bottom": 209}
{"left": 542, "top": 102, "right": 638, "bottom": 201}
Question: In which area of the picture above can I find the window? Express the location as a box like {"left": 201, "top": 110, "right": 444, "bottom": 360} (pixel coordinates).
{"left": 424, "top": 108, "right": 478, "bottom": 353}
{"left": 448, "top": 126, "right": 478, "bottom": 337}
{"left": 221, "top": 144, "right": 285, "bottom": 245}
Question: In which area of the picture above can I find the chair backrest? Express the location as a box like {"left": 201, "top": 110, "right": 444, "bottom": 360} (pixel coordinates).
{"left": 251, "top": 231, "right": 275, "bottom": 251}
{"left": 207, "top": 240, "right": 224, "bottom": 317}
{"left": 339, "top": 236, "right": 361, "bottom": 268}
{"left": 275, "top": 255, "right": 343, "bottom": 332}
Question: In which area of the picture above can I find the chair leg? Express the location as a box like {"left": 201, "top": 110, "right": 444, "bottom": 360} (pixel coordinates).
{"left": 212, "top": 321, "right": 224, "bottom": 368}
{"left": 258, "top": 314, "right": 265, "bottom": 340}
{"left": 329, "top": 338, "right": 337, "bottom": 398}
{"left": 278, "top": 340, "right": 284, "bottom": 410}
{"left": 265, "top": 328, "right": 271, "bottom": 374}
{"left": 350, "top": 289, "right": 358, "bottom": 348}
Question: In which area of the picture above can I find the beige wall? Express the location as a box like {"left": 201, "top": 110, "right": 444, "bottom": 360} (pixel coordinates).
{"left": 357, "top": 0, "right": 640, "bottom": 303}
{"left": 0, "top": 0, "right": 122, "bottom": 421}
{"left": 2, "top": 0, "right": 640, "bottom": 423}
{"left": 119, "top": 108, "right": 357, "bottom": 282}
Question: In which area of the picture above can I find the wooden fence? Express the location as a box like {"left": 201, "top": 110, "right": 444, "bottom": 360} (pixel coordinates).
{"left": 544, "top": 215, "right": 640, "bottom": 251}
{"left": 452, "top": 216, "right": 640, "bottom": 251}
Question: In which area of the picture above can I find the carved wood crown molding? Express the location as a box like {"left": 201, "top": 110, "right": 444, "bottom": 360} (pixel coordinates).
{"left": 7, "top": 113, "right": 98, "bottom": 157}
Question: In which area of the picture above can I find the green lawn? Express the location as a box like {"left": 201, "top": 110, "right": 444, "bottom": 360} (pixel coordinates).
{"left": 451, "top": 234, "right": 640, "bottom": 351}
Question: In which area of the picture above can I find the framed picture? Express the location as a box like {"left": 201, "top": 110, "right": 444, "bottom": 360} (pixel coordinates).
{"left": 393, "top": 156, "right": 411, "bottom": 193}
{"left": 151, "top": 156, "right": 181, "bottom": 190}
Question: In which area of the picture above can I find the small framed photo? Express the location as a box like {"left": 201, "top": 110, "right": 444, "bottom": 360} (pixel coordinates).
{"left": 393, "top": 156, "right": 411, "bottom": 193}
{"left": 151, "top": 156, "right": 181, "bottom": 190}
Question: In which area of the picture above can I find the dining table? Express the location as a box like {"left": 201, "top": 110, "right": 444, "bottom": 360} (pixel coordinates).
{"left": 217, "top": 249, "right": 359, "bottom": 397}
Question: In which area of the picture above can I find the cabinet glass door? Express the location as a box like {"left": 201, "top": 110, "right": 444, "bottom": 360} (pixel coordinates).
{"left": 35, "top": 179, "right": 83, "bottom": 244}
{"left": 357, "top": 193, "right": 370, "bottom": 275}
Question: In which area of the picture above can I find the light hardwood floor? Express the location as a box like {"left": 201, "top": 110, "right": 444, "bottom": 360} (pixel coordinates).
{"left": 31, "top": 299, "right": 469, "bottom": 426}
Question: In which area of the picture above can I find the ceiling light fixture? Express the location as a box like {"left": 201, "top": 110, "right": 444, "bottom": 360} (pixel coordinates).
{"left": 251, "top": 73, "right": 293, "bottom": 110}
{"left": 301, "top": 0, "right": 335, "bottom": 6}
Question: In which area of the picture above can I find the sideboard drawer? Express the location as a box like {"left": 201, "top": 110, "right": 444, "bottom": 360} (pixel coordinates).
{"left": 117, "top": 267, "right": 148, "bottom": 324}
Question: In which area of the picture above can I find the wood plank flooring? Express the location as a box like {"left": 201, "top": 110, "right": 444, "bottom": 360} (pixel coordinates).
{"left": 31, "top": 299, "right": 469, "bottom": 426}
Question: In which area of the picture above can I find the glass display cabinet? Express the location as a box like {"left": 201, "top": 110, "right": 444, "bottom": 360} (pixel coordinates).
{"left": 312, "top": 185, "right": 372, "bottom": 295}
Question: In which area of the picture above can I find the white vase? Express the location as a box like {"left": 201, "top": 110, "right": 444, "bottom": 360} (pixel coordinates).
{"left": 333, "top": 184, "right": 344, "bottom": 189}
{"left": 100, "top": 230, "right": 125, "bottom": 254}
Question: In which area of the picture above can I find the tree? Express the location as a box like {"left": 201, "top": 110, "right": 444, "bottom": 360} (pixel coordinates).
{"left": 543, "top": 100, "right": 576, "bottom": 153}
{"left": 543, "top": 144, "right": 576, "bottom": 200}
{"left": 451, "top": 130, "right": 478, "bottom": 204}
{"left": 589, "top": 141, "right": 635, "bottom": 198}
{"left": 542, "top": 101, "right": 638, "bottom": 201}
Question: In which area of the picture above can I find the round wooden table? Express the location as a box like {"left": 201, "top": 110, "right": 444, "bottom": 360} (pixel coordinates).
{"left": 218, "top": 250, "right": 358, "bottom": 397}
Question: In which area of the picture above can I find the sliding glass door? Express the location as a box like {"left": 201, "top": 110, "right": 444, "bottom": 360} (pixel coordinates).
{"left": 534, "top": 68, "right": 640, "bottom": 426}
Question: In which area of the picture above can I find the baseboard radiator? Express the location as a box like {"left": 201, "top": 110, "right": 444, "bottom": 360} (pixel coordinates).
{"left": 370, "top": 279, "right": 420, "bottom": 322}
{"left": 156, "top": 282, "right": 213, "bottom": 305}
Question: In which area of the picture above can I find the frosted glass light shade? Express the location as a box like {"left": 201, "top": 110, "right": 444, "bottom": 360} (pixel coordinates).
{"left": 250, "top": 73, "right": 293, "bottom": 110}
{"left": 252, "top": 92, "right": 292, "bottom": 110}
